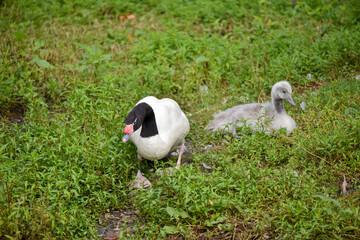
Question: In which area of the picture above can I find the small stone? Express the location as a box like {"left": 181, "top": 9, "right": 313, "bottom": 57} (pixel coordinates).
{"left": 199, "top": 85, "right": 208, "bottom": 94}
{"left": 202, "top": 163, "right": 212, "bottom": 170}
{"left": 114, "top": 223, "right": 124, "bottom": 231}
{"left": 291, "top": 170, "right": 299, "bottom": 177}
{"left": 300, "top": 102, "right": 306, "bottom": 112}
{"left": 204, "top": 145, "right": 213, "bottom": 150}
{"left": 238, "top": 95, "right": 250, "bottom": 103}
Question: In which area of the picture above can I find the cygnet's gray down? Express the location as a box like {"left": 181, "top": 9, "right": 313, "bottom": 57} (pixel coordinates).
{"left": 206, "top": 81, "right": 296, "bottom": 136}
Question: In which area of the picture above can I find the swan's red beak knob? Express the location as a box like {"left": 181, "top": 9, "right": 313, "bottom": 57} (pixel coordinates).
{"left": 122, "top": 124, "right": 134, "bottom": 142}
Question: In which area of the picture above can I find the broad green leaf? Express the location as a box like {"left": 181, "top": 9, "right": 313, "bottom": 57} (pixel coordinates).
{"left": 162, "top": 225, "right": 179, "bottom": 234}
{"left": 329, "top": 198, "right": 341, "bottom": 208}
{"left": 77, "top": 65, "right": 88, "bottom": 72}
{"left": 14, "top": 31, "right": 27, "bottom": 42}
{"left": 99, "top": 54, "right": 111, "bottom": 62}
{"left": 205, "top": 216, "right": 227, "bottom": 227}
{"left": 166, "top": 207, "right": 189, "bottom": 219}
{"left": 0, "top": 142, "right": 9, "bottom": 154}
{"left": 74, "top": 42, "right": 93, "bottom": 53}
{"left": 195, "top": 55, "right": 209, "bottom": 64}
{"left": 312, "top": 195, "right": 327, "bottom": 201}
{"left": 34, "top": 40, "right": 45, "bottom": 51}
{"left": 343, "top": 226, "right": 357, "bottom": 231}
{"left": 30, "top": 57, "right": 53, "bottom": 69}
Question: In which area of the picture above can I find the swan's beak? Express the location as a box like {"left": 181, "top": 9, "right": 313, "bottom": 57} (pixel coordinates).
{"left": 122, "top": 134, "right": 131, "bottom": 142}
{"left": 123, "top": 124, "right": 134, "bottom": 143}
{"left": 287, "top": 97, "right": 296, "bottom": 106}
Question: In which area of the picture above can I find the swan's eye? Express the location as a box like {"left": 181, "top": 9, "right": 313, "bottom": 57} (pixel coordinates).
{"left": 283, "top": 90, "right": 286, "bottom": 93}
{"left": 133, "top": 118, "right": 137, "bottom": 125}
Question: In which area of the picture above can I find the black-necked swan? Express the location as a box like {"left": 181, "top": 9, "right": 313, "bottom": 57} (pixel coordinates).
{"left": 206, "top": 81, "right": 296, "bottom": 136}
{"left": 122, "top": 96, "right": 190, "bottom": 188}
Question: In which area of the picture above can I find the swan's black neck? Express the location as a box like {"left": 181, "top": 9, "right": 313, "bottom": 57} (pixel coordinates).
{"left": 274, "top": 98, "right": 284, "bottom": 114}
{"left": 126, "top": 102, "right": 158, "bottom": 138}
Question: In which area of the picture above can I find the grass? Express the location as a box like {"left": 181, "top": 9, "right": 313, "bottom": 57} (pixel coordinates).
{"left": 1, "top": 0, "right": 360, "bottom": 239}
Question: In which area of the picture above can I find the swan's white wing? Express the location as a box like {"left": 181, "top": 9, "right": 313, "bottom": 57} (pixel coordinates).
{"left": 154, "top": 98, "right": 189, "bottom": 144}
{"left": 139, "top": 97, "right": 189, "bottom": 145}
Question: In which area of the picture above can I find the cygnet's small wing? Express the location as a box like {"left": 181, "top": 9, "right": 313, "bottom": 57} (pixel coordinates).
{"left": 205, "top": 103, "right": 262, "bottom": 132}
{"left": 205, "top": 109, "right": 232, "bottom": 131}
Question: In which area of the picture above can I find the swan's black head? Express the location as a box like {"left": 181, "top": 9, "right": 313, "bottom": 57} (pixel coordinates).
{"left": 122, "top": 102, "right": 159, "bottom": 142}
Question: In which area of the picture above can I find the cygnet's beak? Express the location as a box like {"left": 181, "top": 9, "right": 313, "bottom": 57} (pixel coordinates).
{"left": 287, "top": 97, "right": 296, "bottom": 106}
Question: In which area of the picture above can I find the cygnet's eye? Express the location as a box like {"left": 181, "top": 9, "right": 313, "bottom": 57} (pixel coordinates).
{"left": 283, "top": 90, "right": 286, "bottom": 93}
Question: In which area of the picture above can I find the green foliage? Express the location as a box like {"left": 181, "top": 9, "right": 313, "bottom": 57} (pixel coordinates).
{"left": 1, "top": 0, "right": 360, "bottom": 239}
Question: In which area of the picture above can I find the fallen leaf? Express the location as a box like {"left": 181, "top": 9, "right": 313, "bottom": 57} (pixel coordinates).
{"left": 202, "top": 162, "right": 212, "bottom": 170}
{"left": 120, "top": 13, "right": 136, "bottom": 20}
{"left": 341, "top": 175, "right": 347, "bottom": 196}
{"left": 127, "top": 34, "right": 134, "bottom": 43}
{"left": 104, "top": 233, "right": 119, "bottom": 240}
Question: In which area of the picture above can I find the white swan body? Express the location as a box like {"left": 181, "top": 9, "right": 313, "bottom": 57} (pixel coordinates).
{"left": 123, "top": 96, "right": 190, "bottom": 160}
{"left": 206, "top": 81, "right": 296, "bottom": 136}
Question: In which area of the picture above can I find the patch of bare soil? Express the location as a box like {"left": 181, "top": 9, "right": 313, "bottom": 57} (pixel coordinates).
{"left": 167, "top": 221, "right": 264, "bottom": 240}
{"left": 97, "top": 209, "right": 146, "bottom": 239}
{"left": 296, "top": 82, "right": 326, "bottom": 94}
{"left": 336, "top": 176, "right": 360, "bottom": 197}
{"left": 0, "top": 103, "right": 27, "bottom": 126}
